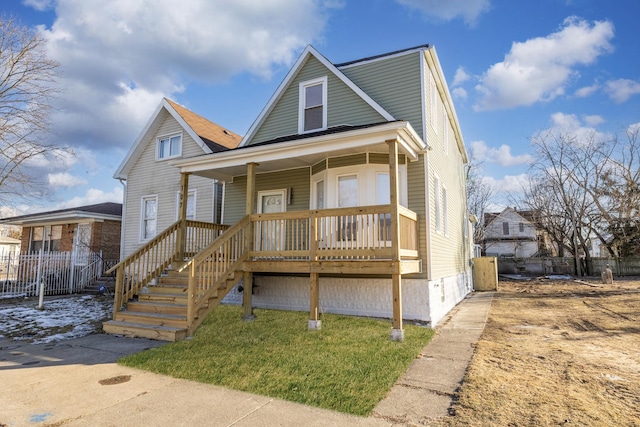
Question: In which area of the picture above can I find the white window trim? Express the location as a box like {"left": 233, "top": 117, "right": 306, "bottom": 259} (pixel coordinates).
{"left": 213, "top": 180, "right": 225, "bottom": 224}
{"left": 175, "top": 189, "right": 197, "bottom": 221}
{"left": 442, "top": 184, "right": 448, "bottom": 236}
{"left": 322, "top": 163, "right": 408, "bottom": 209}
{"left": 257, "top": 189, "right": 288, "bottom": 214}
{"left": 298, "top": 76, "right": 328, "bottom": 134}
{"left": 156, "top": 132, "right": 183, "bottom": 161}
{"left": 140, "top": 194, "right": 158, "bottom": 242}
{"left": 430, "top": 74, "right": 438, "bottom": 134}
{"left": 434, "top": 175, "right": 441, "bottom": 233}
{"left": 336, "top": 172, "right": 359, "bottom": 208}
{"left": 443, "top": 112, "right": 449, "bottom": 155}
{"left": 311, "top": 171, "right": 327, "bottom": 210}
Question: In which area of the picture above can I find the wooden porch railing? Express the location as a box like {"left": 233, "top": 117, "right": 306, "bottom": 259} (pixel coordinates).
{"left": 251, "top": 204, "right": 419, "bottom": 260}
{"left": 107, "top": 219, "right": 228, "bottom": 316}
{"left": 178, "top": 216, "right": 251, "bottom": 333}
{"left": 108, "top": 205, "right": 418, "bottom": 328}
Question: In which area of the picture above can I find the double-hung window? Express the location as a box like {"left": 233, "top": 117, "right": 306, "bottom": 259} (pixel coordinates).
{"left": 299, "top": 77, "right": 327, "bottom": 133}
{"left": 434, "top": 176, "right": 441, "bottom": 232}
{"left": 141, "top": 196, "right": 158, "bottom": 241}
{"left": 157, "top": 134, "right": 182, "bottom": 160}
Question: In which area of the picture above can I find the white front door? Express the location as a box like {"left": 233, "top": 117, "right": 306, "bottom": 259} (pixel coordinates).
{"left": 257, "top": 190, "right": 287, "bottom": 252}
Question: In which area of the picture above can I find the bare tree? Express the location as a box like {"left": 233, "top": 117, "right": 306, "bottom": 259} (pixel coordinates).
{"left": 0, "top": 17, "right": 69, "bottom": 205}
{"left": 466, "top": 159, "right": 493, "bottom": 246}
{"left": 594, "top": 127, "right": 640, "bottom": 256}
{"left": 517, "top": 125, "right": 640, "bottom": 275}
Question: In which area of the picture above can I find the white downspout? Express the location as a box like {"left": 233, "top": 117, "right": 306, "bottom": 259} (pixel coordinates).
{"left": 118, "top": 178, "right": 127, "bottom": 260}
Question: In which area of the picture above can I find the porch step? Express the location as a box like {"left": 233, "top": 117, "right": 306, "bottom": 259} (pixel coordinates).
{"left": 103, "top": 320, "right": 187, "bottom": 342}
{"left": 114, "top": 311, "right": 187, "bottom": 329}
{"left": 158, "top": 274, "right": 189, "bottom": 286}
{"left": 137, "top": 292, "right": 188, "bottom": 304}
{"left": 126, "top": 300, "right": 188, "bottom": 315}
{"left": 145, "top": 283, "right": 188, "bottom": 294}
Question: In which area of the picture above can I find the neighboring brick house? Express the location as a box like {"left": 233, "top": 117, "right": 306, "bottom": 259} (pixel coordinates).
{"left": 0, "top": 203, "right": 122, "bottom": 262}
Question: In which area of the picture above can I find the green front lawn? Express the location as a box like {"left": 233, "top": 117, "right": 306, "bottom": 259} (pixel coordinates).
{"left": 119, "top": 305, "right": 434, "bottom": 416}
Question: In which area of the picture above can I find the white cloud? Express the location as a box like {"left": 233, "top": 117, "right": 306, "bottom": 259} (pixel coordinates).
{"left": 55, "top": 187, "right": 124, "bottom": 210}
{"left": 47, "top": 172, "right": 88, "bottom": 188}
{"left": 396, "top": 0, "right": 490, "bottom": 26}
{"left": 537, "top": 112, "right": 610, "bottom": 144}
{"left": 37, "top": 0, "right": 335, "bottom": 152}
{"left": 470, "top": 140, "right": 534, "bottom": 167}
{"left": 483, "top": 173, "right": 530, "bottom": 195}
{"left": 453, "top": 67, "right": 471, "bottom": 86}
{"left": 474, "top": 17, "right": 614, "bottom": 111}
{"left": 26, "top": 148, "right": 77, "bottom": 169}
{"left": 452, "top": 87, "right": 468, "bottom": 100}
{"left": 22, "top": 0, "right": 55, "bottom": 11}
{"left": 628, "top": 122, "right": 640, "bottom": 134}
{"left": 574, "top": 83, "right": 599, "bottom": 98}
{"left": 604, "top": 78, "right": 640, "bottom": 103}
{"left": 583, "top": 115, "right": 605, "bottom": 127}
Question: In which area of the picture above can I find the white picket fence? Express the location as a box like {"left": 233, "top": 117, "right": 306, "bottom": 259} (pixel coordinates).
{"left": 0, "top": 250, "right": 104, "bottom": 298}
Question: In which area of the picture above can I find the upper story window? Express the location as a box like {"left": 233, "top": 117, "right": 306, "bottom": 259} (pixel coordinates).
{"left": 503, "top": 222, "right": 510, "bottom": 235}
{"left": 157, "top": 134, "right": 182, "bottom": 160}
{"left": 299, "top": 77, "right": 327, "bottom": 133}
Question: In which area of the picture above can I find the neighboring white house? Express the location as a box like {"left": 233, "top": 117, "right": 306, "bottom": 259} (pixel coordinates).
{"left": 483, "top": 208, "right": 540, "bottom": 258}
{"left": 113, "top": 98, "right": 242, "bottom": 258}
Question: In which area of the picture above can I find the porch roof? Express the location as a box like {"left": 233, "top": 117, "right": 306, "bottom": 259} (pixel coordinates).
{"left": 172, "top": 120, "right": 426, "bottom": 181}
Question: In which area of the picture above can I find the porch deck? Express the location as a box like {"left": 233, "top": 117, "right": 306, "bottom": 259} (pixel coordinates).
{"left": 104, "top": 204, "right": 420, "bottom": 341}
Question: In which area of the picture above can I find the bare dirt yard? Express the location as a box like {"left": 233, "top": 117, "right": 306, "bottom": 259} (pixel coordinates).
{"left": 437, "top": 278, "right": 640, "bottom": 427}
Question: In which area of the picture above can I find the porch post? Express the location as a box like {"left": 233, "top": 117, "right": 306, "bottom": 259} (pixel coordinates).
{"left": 387, "top": 139, "right": 404, "bottom": 341}
{"left": 176, "top": 172, "right": 190, "bottom": 262}
{"left": 243, "top": 162, "right": 258, "bottom": 320}
{"left": 309, "top": 272, "right": 321, "bottom": 329}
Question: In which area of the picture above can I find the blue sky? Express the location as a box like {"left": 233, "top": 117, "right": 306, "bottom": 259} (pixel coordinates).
{"left": 1, "top": 0, "right": 639, "bottom": 216}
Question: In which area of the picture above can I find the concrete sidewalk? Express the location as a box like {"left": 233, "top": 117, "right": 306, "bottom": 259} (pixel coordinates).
{"left": 0, "top": 292, "right": 493, "bottom": 426}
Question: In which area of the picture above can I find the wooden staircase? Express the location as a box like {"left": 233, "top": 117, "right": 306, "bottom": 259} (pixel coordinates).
{"left": 103, "top": 267, "right": 242, "bottom": 342}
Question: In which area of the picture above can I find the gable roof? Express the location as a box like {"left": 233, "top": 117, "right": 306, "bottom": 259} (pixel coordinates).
{"left": 114, "top": 98, "right": 241, "bottom": 180}
{"left": 0, "top": 202, "right": 123, "bottom": 226}
{"left": 165, "top": 99, "right": 241, "bottom": 152}
{"left": 484, "top": 207, "right": 536, "bottom": 228}
{"left": 239, "top": 45, "right": 395, "bottom": 148}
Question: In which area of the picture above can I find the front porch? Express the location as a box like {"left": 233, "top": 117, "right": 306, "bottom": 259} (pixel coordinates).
{"left": 105, "top": 135, "right": 424, "bottom": 341}
{"left": 104, "top": 202, "right": 420, "bottom": 341}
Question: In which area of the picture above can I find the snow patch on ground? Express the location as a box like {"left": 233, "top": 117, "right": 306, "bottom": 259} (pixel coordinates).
{"left": 0, "top": 295, "right": 113, "bottom": 344}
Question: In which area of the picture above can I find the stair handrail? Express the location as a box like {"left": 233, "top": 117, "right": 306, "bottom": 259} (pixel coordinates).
{"left": 178, "top": 215, "right": 251, "bottom": 331}
{"left": 109, "top": 220, "right": 183, "bottom": 316}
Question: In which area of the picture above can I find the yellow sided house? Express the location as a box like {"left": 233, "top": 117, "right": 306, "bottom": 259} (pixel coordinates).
{"left": 104, "top": 44, "right": 473, "bottom": 341}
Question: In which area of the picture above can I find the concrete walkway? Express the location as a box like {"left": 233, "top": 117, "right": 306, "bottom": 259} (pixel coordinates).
{"left": 0, "top": 292, "right": 493, "bottom": 426}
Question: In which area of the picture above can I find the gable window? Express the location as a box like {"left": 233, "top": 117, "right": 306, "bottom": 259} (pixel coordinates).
{"left": 299, "top": 77, "right": 327, "bottom": 133}
{"left": 503, "top": 222, "right": 510, "bottom": 235}
{"left": 157, "top": 134, "right": 182, "bottom": 160}
{"left": 519, "top": 222, "right": 525, "bottom": 233}
{"left": 141, "top": 195, "right": 158, "bottom": 241}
